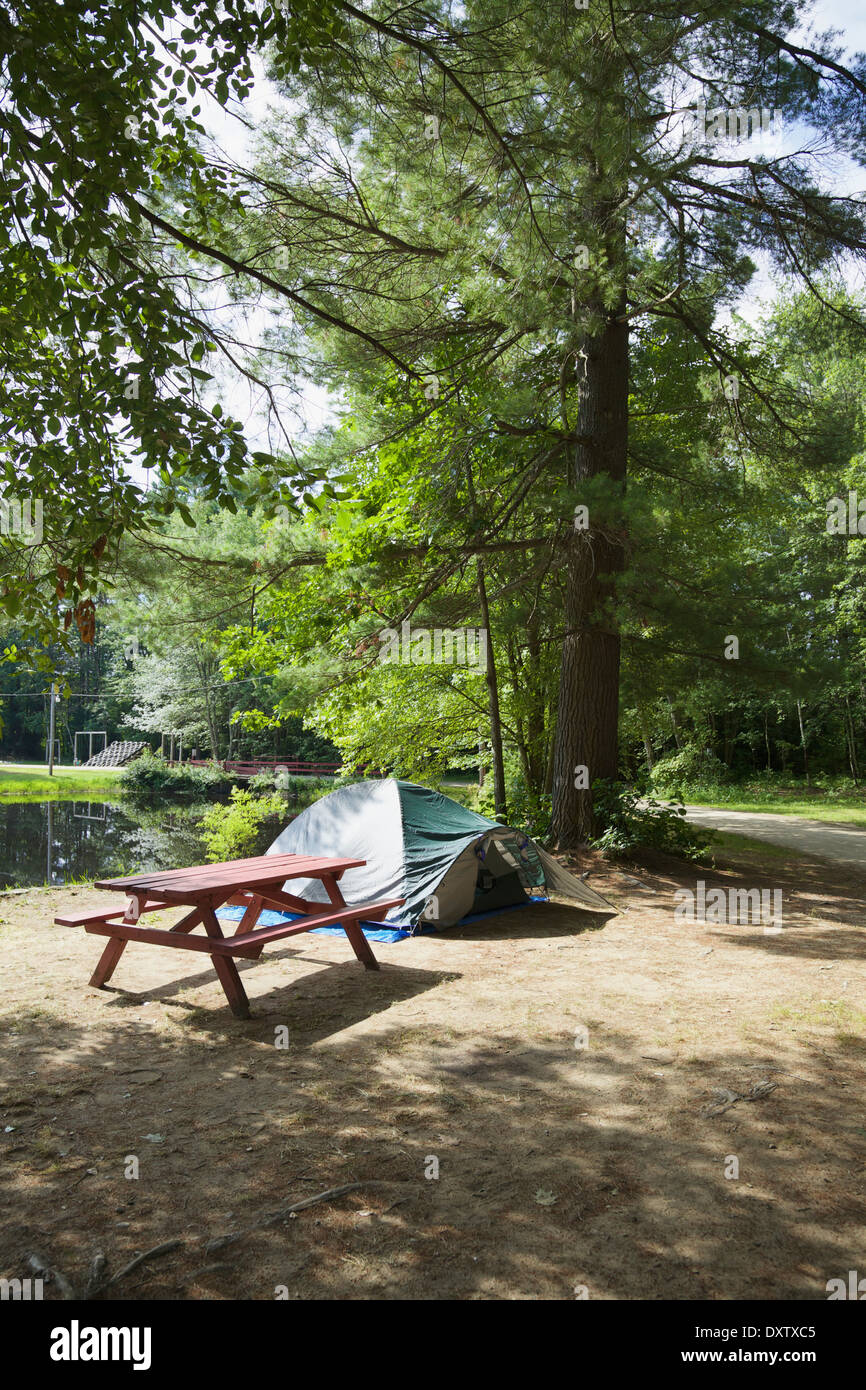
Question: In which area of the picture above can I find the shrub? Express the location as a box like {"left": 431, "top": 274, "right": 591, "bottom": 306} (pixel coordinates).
{"left": 199, "top": 789, "right": 290, "bottom": 862}
{"left": 120, "top": 751, "right": 236, "bottom": 802}
{"left": 496, "top": 776, "right": 552, "bottom": 840}
{"left": 247, "top": 770, "right": 335, "bottom": 805}
{"left": 248, "top": 768, "right": 283, "bottom": 794}
{"left": 649, "top": 746, "right": 728, "bottom": 798}
{"left": 590, "top": 779, "right": 711, "bottom": 860}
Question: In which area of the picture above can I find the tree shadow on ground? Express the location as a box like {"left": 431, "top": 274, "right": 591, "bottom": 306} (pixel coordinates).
{"left": 439, "top": 902, "right": 615, "bottom": 943}
{"left": 1, "top": 995, "right": 862, "bottom": 1301}
{"left": 95, "top": 954, "right": 458, "bottom": 1048}
{"left": 722, "top": 926, "right": 866, "bottom": 962}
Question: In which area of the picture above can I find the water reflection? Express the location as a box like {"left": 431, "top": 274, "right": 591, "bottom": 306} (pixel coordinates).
{"left": 0, "top": 801, "right": 210, "bottom": 889}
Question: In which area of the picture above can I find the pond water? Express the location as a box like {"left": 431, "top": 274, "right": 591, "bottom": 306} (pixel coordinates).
{"left": 0, "top": 800, "right": 211, "bottom": 889}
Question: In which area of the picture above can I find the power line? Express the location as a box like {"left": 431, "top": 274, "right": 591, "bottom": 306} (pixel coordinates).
{"left": 0, "top": 675, "right": 263, "bottom": 697}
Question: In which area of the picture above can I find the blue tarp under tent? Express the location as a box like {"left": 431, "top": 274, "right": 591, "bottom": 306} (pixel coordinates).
{"left": 216, "top": 778, "right": 614, "bottom": 942}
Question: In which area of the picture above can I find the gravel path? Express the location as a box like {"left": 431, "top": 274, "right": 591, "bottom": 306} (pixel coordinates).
{"left": 683, "top": 804, "right": 866, "bottom": 872}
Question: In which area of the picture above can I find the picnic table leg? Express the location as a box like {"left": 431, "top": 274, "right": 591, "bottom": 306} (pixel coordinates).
{"left": 200, "top": 903, "right": 252, "bottom": 1019}
{"left": 229, "top": 893, "right": 267, "bottom": 960}
{"left": 90, "top": 900, "right": 199, "bottom": 990}
{"left": 89, "top": 936, "right": 128, "bottom": 989}
{"left": 321, "top": 874, "right": 380, "bottom": 971}
{"left": 89, "top": 894, "right": 143, "bottom": 988}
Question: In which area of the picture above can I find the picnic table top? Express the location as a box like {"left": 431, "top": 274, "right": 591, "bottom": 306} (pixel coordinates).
{"left": 94, "top": 853, "right": 366, "bottom": 897}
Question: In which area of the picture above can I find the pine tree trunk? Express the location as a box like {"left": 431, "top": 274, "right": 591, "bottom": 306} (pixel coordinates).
{"left": 504, "top": 634, "right": 534, "bottom": 792}
{"left": 543, "top": 734, "right": 555, "bottom": 796}
{"left": 525, "top": 612, "right": 546, "bottom": 793}
{"left": 668, "top": 697, "right": 682, "bottom": 750}
{"left": 550, "top": 304, "right": 628, "bottom": 847}
{"left": 796, "top": 700, "right": 810, "bottom": 787}
{"left": 641, "top": 710, "right": 654, "bottom": 773}
{"left": 476, "top": 557, "right": 507, "bottom": 821}
{"left": 845, "top": 697, "right": 860, "bottom": 784}
{"left": 195, "top": 652, "right": 221, "bottom": 761}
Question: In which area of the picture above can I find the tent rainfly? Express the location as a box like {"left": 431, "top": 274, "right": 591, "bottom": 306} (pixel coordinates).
{"left": 266, "top": 777, "right": 614, "bottom": 928}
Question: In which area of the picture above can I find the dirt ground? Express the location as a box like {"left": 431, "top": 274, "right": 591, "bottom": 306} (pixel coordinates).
{"left": 1, "top": 839, "right": 865, "bottom": 1301}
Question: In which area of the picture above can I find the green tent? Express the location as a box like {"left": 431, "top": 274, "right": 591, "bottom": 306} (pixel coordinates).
{"left": 267, "top": 777, "right": 613, "bottom": 928}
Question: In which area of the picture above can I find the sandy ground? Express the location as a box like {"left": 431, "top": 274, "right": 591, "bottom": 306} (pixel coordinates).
{"left": 1, "top": 839, "right": 865, "bottom": 1301}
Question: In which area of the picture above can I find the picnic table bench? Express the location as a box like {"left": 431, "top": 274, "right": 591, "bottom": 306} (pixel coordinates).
{"left": 54, "top": 854, "right": 404, "bottom": 1019}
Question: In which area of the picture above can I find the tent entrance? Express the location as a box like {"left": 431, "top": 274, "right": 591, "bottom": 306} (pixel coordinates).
{"left": 421, "top": 829, "right": 548, "bottom": 926}
{"left": 472, "top": 866, "right": 527, "bottom": 914}
{"left": 472, "top": 834, "right": 532, "bottom": 914}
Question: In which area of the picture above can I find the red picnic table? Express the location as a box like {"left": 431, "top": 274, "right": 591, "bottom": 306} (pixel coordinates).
{"left": 54, "top": 854, "right": 404, "bottom": 1019}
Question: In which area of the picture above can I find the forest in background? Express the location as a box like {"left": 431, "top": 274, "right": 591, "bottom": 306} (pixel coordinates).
{"left": 3, "top": 281, "right": 866, "bottom": 834}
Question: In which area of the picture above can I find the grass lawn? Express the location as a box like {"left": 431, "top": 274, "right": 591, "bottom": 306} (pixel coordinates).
{"left": 0, "top": 762, "right": 124, "bottom": 801}
{"left": 682, "top": 790, "right": 866, "bottom": 826}
{"left": 704, "top": 830, "right": 797, "bottom": 859}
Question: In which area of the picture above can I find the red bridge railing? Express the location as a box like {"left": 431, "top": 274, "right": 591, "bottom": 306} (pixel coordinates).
{"left": 182, "top": 758, "right": 341, "bottom": 777}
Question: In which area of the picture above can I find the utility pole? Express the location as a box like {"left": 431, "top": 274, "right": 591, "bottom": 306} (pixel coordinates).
{"left": 48, "top": 682, "right": 57, "bottom": 776}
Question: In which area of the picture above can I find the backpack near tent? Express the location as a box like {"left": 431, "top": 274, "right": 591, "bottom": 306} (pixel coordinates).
{"left": 266, "top": 777, "right": 613, "bottom": 928}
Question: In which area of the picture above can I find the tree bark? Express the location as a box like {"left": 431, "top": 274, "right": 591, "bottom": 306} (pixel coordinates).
{"left": 550, "top": 302, "right": 628, "bottom": 846}
{"left": 845, "top": 696, "right": 860, "bottom": 784}
{"left": 722, "top": 711, "right": 734, "bottom": 767}
{"left": 505, "top": 628, "right": 545, "bottom": 799}
{"left": 641, "top": 709, "right": 654, "bottom": 773}
{"left": 668, "top": 697, "right": 682, "bottom": 750}
{"left": 476, "top": 557, "right": 507, "bottom": 821}
{"left": 525, "top": 611, "right": 546, "bottom": 793}
{"left": 796, "top": 699, "right": 810, "bottom": 787}
{"left": 195, "top": 651, "right": 221, "bottom": 761}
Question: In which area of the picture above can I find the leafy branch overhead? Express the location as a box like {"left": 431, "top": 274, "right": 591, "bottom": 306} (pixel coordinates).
{"left": 0, "top": 0, "right": 339, "bottom": 641}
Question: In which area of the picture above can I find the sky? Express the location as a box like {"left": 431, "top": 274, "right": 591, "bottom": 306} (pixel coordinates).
{"left": 808, "top": 0, "right": 866, "bottom": 50}
{"left": 728, "top": 0, "right": 866, "bottom": 326}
